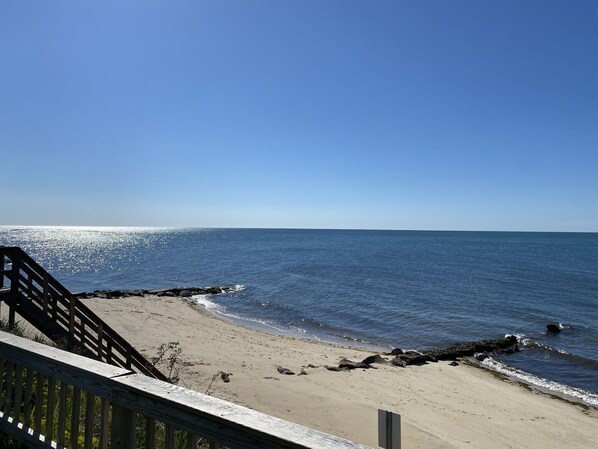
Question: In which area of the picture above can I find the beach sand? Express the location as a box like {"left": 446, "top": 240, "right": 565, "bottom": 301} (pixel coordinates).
{"left": 80, "top": 295, "right": 597, "bottom": 449}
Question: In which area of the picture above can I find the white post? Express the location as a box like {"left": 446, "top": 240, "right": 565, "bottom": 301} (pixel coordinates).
{"left": 378, "top": 409, "right": 401, "bottom": 449}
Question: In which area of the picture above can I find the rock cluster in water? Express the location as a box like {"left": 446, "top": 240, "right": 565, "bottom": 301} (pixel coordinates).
{"left": 73, "top": 286, "right": 235, "bottom": 300}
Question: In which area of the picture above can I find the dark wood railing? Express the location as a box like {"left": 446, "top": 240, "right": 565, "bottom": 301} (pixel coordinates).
{"left": 0, "top": 246, "right": 167, "bottom": 381}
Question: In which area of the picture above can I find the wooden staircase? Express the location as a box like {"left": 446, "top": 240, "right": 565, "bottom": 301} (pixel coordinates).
{"left": 0, "top": 246, "right": 167, "bottom": 381}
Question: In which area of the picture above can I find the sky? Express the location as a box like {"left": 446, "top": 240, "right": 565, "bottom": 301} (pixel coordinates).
{"left": 1, "top": 0, "right": 597, "bottom": 231}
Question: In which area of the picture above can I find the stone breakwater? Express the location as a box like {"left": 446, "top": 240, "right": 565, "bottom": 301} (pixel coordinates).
{"left": 73, "top": 286, "right": 236, "bottom": 300}
{"left": 323, "top": 335, "right": 519, "bottom": 372}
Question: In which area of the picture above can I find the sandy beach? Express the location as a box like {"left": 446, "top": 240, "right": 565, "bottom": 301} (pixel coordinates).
{"left": 79, "top": 294, "right": 597, "bottom": 449}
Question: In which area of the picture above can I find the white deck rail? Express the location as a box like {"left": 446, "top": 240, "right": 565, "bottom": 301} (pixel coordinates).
{"left": 0, "top": 331, "right": 373, "bottom": 449}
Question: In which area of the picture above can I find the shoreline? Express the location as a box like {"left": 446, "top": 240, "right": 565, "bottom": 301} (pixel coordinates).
{"left": 186, "top": 292, "right": 598, "bottom": 408}
{"left": 80, "top": 294, "right": 598, "bottom": 449}
{"left": 46, "top": 285, "right": 598, "bottom": 409}
{"left": 192, "top": 291, "right": 392, "bottom": 352}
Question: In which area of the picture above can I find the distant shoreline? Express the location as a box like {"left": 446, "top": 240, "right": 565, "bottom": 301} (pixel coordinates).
{"left": 2, "top": 224, "right": 597, "bottom": 234}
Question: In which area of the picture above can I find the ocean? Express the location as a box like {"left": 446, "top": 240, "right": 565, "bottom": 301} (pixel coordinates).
{"left": 1, "top": 226, "right": 597, "bottom": 405}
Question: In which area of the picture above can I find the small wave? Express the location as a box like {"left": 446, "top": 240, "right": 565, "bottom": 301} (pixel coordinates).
{"left": 191, "top": 294, "right": 226, "bottom": 313}
{"left": 339, "top": 334, "right": 371, "bottom": 344}
{"left": 224, "top": 313, "right": 289, "bottom": 333}
{"left": 191, "top": 293, "right": 296, "bottom": 334}
{"left": 481, "top": 357, "right": 598, "bottom": 406}
{"left": 520, "top": 339, "right": 572, "bottom": 355}
{"left": 506, "top": 333, "right": 571, "bottom": 355}
{"left": 231, "top": 284, "right": 247, "bottom": 292}
{"left": 505, "top": 333, "right": 526, "bottom": 343}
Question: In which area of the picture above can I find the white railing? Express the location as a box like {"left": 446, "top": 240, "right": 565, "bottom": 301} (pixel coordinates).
{"left": 0, "top": 331, "right": 373, "bottom": 449}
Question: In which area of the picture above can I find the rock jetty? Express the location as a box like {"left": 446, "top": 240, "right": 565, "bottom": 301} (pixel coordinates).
{"left": 325, "top": 335, "right": 519, "bottom": 372}
{"left": 73, "top": 286, "right": 236, "bottom": 300}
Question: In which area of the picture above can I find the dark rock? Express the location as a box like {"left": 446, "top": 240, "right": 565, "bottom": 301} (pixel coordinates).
{"left": 449, "top": 361, "right": 459, "bottom": 366}
{"left": 394, "top": 352, "right": 436, "bottom": 366}
{"left": 423, "top": 335, "right": 518, "bottom": 361}
{"left": 546, "top": 324, "right": 561, "bottom": 333}
{"left": 298, "top": 368, "right": 307, "bottom": 375}
{"left": 390, "top": 348, "right": 404, "bottom": 355}
{"left": 338, "top": 358, "right": 372, "bottom": 370}
{"left": 326, "top": 366, "right": 351, "bottom": 372}
{"left": 78, "top": 286, "right": 235, "bottom": 300}
{"left": 361, "top": 355, "right": 388, "bottom": 365}
{"left": 157, "top": 291, "right": 176, "bottom": 297}
{"left": 147, "top": 288, "right": 170, "bottom": 295}
{"left": 220, "top": 372, "right": 231, "bottom": 383}
{"left": 277, "top": 366, "right": 295, "bottom": 375}
{"left": 391, "top": 358, "right": 406, "bottom": 367}
{"left": 475, "top": 353, "right": 488, "bottom": 361}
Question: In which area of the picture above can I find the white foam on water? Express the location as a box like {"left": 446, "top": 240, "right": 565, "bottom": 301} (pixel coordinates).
{"left": 481, "top": 357, "right": 598, "bottom": 406}
{"left": 224, "top": 312, "right": 289, "bottom": 333}
{"left": 506, "top": 333, "right": 525, "bottom": 341}
{"left": 190, "top": 285, "right": 246, "bottom": 314}
{"left": 507, "top": 333, "right": 572, "bottom": 355}
{"left": 190, "top": 293, "right": 290, "bottom": 333}
{"left": 191, "top": 294, "right": 227, "bottom": 313}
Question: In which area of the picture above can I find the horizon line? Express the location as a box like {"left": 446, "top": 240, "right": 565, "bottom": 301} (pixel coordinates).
{"left": 0, "top": 224, "right": 596, "bottom": 234}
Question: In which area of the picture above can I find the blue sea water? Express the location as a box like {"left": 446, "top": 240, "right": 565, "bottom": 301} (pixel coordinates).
{"left": 1, "top": 226, "right": 598, "bottom": 404}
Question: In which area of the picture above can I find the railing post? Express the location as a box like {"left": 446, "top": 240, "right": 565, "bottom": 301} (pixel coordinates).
{"left": 68, "top": 295, "right": 76, "bottom": 350}
{"left": 99, "top": 398, "right": 110, "bottom": 449}
{"left": 126, "top": 346, "right": 132, "bottom": 370}
{"left": 111, "top": 404, "right": 136, "bottom": 449}
{"left": 9, "top": 250, "right": 19, "bottom": 296}
{"left": 42, "top": 273, "right": 49, "bottom": 312}
{"left": 8, "top": 302, "right": 15, "bottom": 330}
{"left": 84, "top": 391, "right": 96, "bottom": 449}
{"left": 8, "top": 251, "right": 19, "bottom": 329}
{"left": 97, "top": 322, "right": 104, "bottom": 361}
{"left": 0, "top": 247, "right": 5, "bottom": 290}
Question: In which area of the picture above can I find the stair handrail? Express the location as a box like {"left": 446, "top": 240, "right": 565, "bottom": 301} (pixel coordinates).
{"left": 0, "top": 246, "right": 167, "bottom": 381}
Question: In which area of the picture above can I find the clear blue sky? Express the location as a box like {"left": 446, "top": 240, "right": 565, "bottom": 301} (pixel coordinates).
{"left": 1, "top": 0, "right": 596, "bottom": 231}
